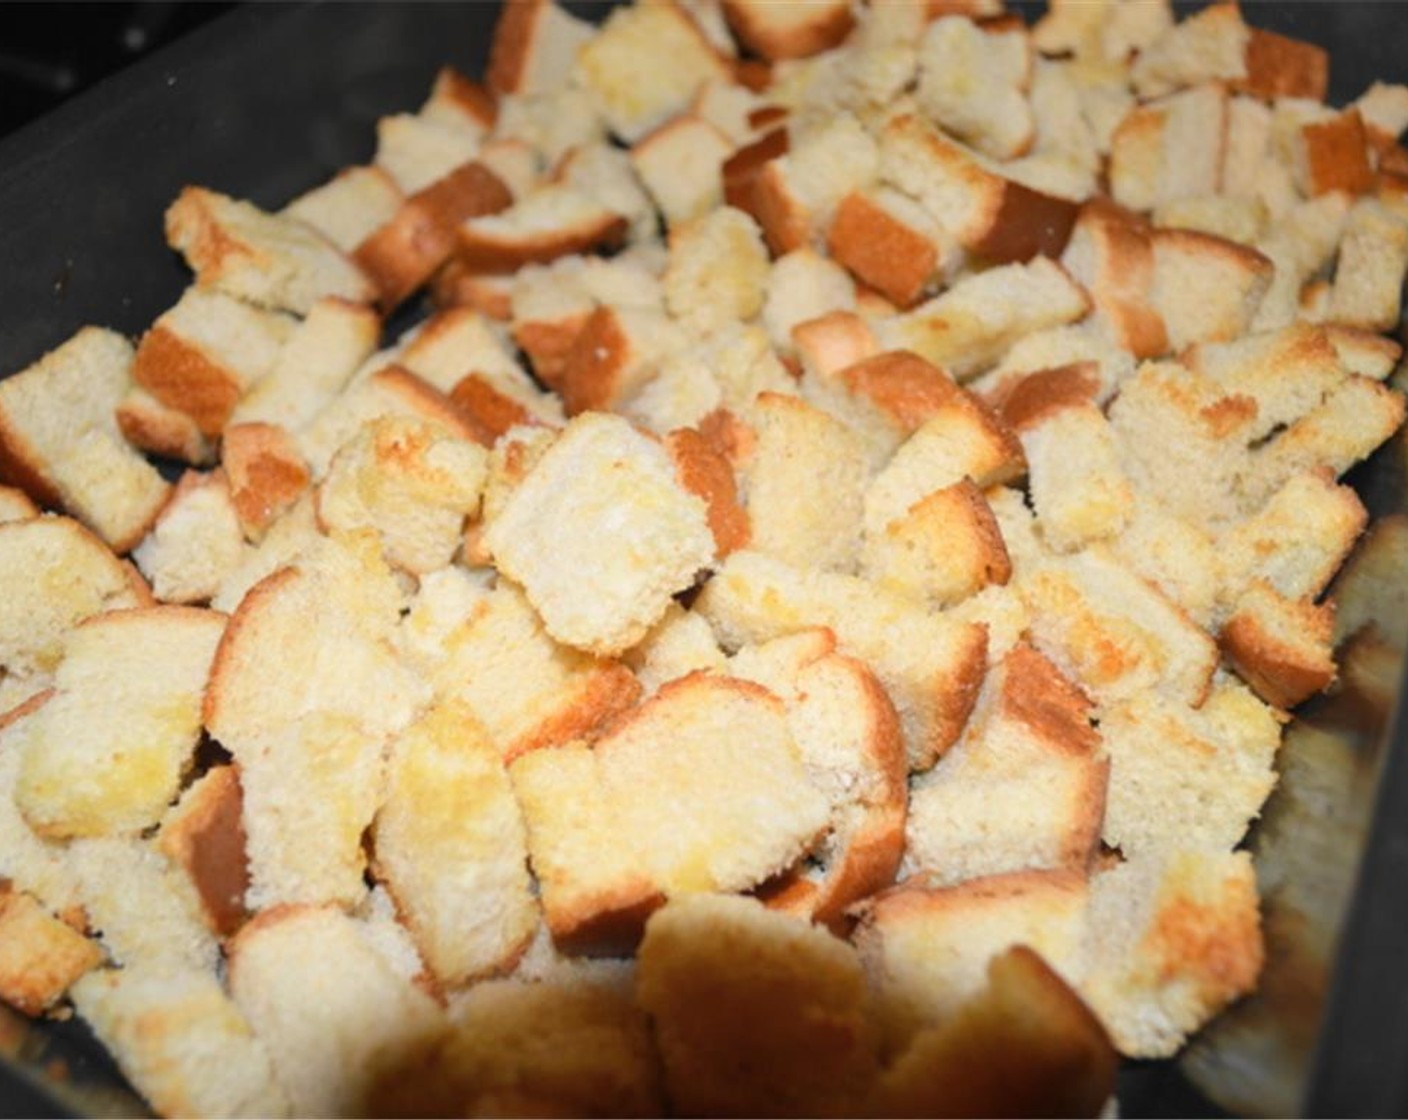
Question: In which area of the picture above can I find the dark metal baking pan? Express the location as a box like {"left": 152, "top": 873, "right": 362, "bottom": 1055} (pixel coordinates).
{"left": 0, "top": 2, "right": 1406, "bottom": 1117}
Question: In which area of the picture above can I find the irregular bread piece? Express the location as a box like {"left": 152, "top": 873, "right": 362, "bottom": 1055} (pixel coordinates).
{"left": 629, "top": 113, "right": 734, "bottom": 228}
{"left": 697, "top": 549, "right": 988, "bottom": 770}
{"left": 165, "top": 185, "right": 375, "bottom": 315}
{"left": 623, "top": 602, "right": 727, "bottom": 696}
{"left": 14, "top": 606, "right": 225, "bottom": 839}
{"left": 0, "top": 887, "right": 102, "bottom": 1015}
{"left": 638, "top": 893, "right": 878, "bottom": 1118}
{"left": 1020, "top": 400, "right": 1134, "bottom": 552}
{"left": 827, "top": 187, "right": 953, "bottom": 310}
{"left": 373, "top": 112, "right": 483, "bottom": 196}
{"left": 1079, "top": 850, "right": 1262, "bottom": 1059}
{"left": 484, "top": 413, "right": 715, "bottom": 656}
{"left": 1147, "top": 228, "right": 1272, "bottom": 351}
{"left": 751, "top": 113, "right": 879, "bottom": 255}
{"left": 0, "top": 515, "right": 149, "bottom": 677}
{"left": 1292, "top": 107, "right": 1374, "bottom": 199}
{"left": 1328, "top": 197, "right": 1408, "bottom": 332}
{"left": 486, "top": 0, "right": 596, "bottom": 96}
{"left": 221, "top": 422, "right": 311, "bottom": 543}
{"left": 558, "top": 305, "right": 686, "bottom": 415}
{"left": 373, "top": 700, "right": 537, "bottom": 988}
{"left": 373, "top": 976, "right": 663, "bottom": 1118}
{"left": 157, "top": 765, "right": 249, "bottom": 939}
{"left": 115, "top": 385, "right": 214, "bottom": 467}
{"left": 227, "top": 904, "right": 445, "bottom": 1118}
{"left": 916, "top": 16, "right": 1035, "bottom": 161}
{"left": 662, "top": 205, "right": 771, "bottom": 335}
{"left": 904, "top": 644, "right": 1106, "bottom": 888}
{"left": 1109, "top": 84, "right": 1228, "bottom": 215}
{"left": 456, "top": 183, "right": 628, "bottom": 274}
{"left": 0, "top": 328, "right": 169, "bottom": 553}
{"left": 1128, "top": 1, "right": 1247, "bottom": 99}
{"left": 855, "top": 869, "right": 1089, "bottom": 1056}
{"left": 72, "top": 965, "right": 291, "bottom": 1120}
{"left": 134, "top": 471, "right": 248, "bottom": 605}
{"left": 722, "top": 0, "right": 853, "bottom": 61}
{"left": 1059, "top": 199, "right": 1168, "bottom": 358}
{"left": 282, "top": 164, "right": 404, "bottom": 254}
{"left": 1221, "top": 581, "right": 1336, "bottom": 710}
{"left": 866, "top": 945, "right": 1118, "bottom": 1120}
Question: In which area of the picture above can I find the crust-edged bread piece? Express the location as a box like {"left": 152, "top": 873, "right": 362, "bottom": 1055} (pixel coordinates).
{"left": 157, "top": 764, "right": 250, "bottom": 940}
{"left": 629, "top": 113, "right": 734, "bottom": 228}
{"left": 165, "top": 186, "right": 375, "bottom": 315}
{"left": 13, "top": 606, "right": 226, "bottom": 840}
{"left": 227, "top": 904, "right": 445, "bottom": 1118}
{"left": 0, "top": 328, "right": 170, "bottom": 553}
{"left": 281, "top": 164, "right": 405, "bottom": 255}
{"left": 0, "top": 887, "right": 102, "bottom": 1016}
{"left": 916, "top": 15, "right": 1035, "bottom": 162}
{"left": 115, "top": 386, "right": 214, "bottom": 467}
{"left": 71, "top": 965, "right": 291, "bottom": 1120}
{"left": 905, "top": 644, "right": 1107, "bottom": 889}
{"left": 637, "top": 893, "right": 879, "bottom": 1118}
{"left": 487, "top": 0, "right": 597, "bottom": 97}
{"left": 721, "top": 0, "right": 853, "bottom": 61}
{"left": 457, "top": 184, "right": 629, "bottom": 275}
{"left": 483, "top": 413, "right": 716, "bottom": 656}
{"left": 372, "top": 700, "right": 538, "bottom": 989}
{"left": 221, "top": 422, "right": 311, "bottom": 543}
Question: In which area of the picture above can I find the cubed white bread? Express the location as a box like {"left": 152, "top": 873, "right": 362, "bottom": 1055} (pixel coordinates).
{"left": 1218, "top": 469, "right": 1367, "bottom": 608}
{"left": 0, "top": 484, "right": 37, "bottom": 523}
{"left": 1100, "top": 675, "right": 1280, "bottom": 861}
{"left": 1020, "top": 58, "right": 1100, "bottom": 189}
{"left": 0, "top": 328, "right": 169, "bottom": 553}
{"left": 861, "top": 479, "right": 1011, "bottom": 608}
{"left": 477, "top": 424, "right": 559, "bottom": 532}
{"left": 629, "top": 113, "right": 734, "bottom": 227}
{"left": 372, "top": 700, "right": 537, "bottom": 988}
{"left": 878, "top": 112, "right": 1078, "bottom": 263}
{"left": 1021, "top": 545, "right": 1219, "bottom": 708}
{"left": 696, "top": 549, "right": 989, "bottom": 770}
{"left": 165, "top": 186, "right": 375, "bottom": 315}
{"left": 373, "top": 112, "right": 483, "bottom": 196}
{"left": 66, "top": 836, "right": 219, "bottom": 972}
{"left": 422, "top": 66, "right": 497, "bottom": 136}
{"left": 420, "top": 580, "right": 641, "bottom": 763}
{"left": 722, "top": 0, "right": 853, "bottom": 60}
{"left": 792, "top": 309, "right": 880, "bottom": 382}
{"left": 663, "top": 205, "right": 771, "bottom": 335}
{"left": 752, "top": 113, "right": 879, "bottom": 255}
{"left": 984, "top": 361, "right": 1105, "bottom": 437}
{"left": 637, "top": 893, "right": 878, "bottom": 1117}
{"left": 1128, "top": 1, "right": 1248, "bottom": 99}
{"left": 917, "top": 16, "right": 1034, "bottom": 161}
{"left": 1221, "top": 93, "right": 1273, "bottom": 201}
{"left": 854, "top": 869, "right": 1089, "bottom": 1056}
{"left": 594, "top": 673, "right": 829, "bottom": 893}
{"left": 295, "top": 364, "right": 479, "bottom": 479}
{"left": 1323, "top": 326, "right": 1402, "bottom": 382}
{"left": 317, "top": 415, "right": 488, "bottom": 575}
{"left": 13, "top": 606, "right": 225, "bottom": 839}
{"left": 1021, "top": 401, "right": 1133, "bottom": 553}
{"left": 228, "top": 296, "right": 381, "bottom": 431}
{"left": 132, "top": 286, "right": 294, "bottom": 438}
{"left": 1109, "top": 84, "right": 1228, "bottom": 215}
{"left": 1154, "top": 192, "right": 1266, "bottom": 246}
{"left": 71, "top": 965, "right": 290, "bottom": 1120}
{"left": 355, "top": 161, "right": 514, "bottom": 312}
{"left": 665, "top": 425, "right": 750, "bottom": 559}
{"left": 1329, "top": 513, "right": 1408, "bottom": 648}
{"left": 866, "top": 945, "right": 1118, "bottom": 1120}
{"left": 509, "top": 743, "right": 665, "bottom": 957}
{"left": 762, "top": 247, "right": 857, "bottom": 355}
{"left": 1221, "top": 580, "right": 1336, "bottom": 709}
{"left": 573, "top": 2, "right": 730, "bottom": 143}
{"left": 882, "top": 256, "right": 1090, "bottom": 380}
{"left": 1247, "top": 375, "right": 1406, "bottom": 506}
{"left": 1109, "top": 500, "right": 1221, "bottom": 627}
{"left": 1327, "top": 197, "right": 1408, "bottom": 332}
{"left": 483, "top": 413, "right": 715, "bottom": 656}
{"left": 1031, "top": 0, "right": 1172, "bottom": 65}
{"left": 281, "top": 164, "right": 404, "bottom": 254}
{"left": 204, "top": 541, "right": 429, "bottom": 909}
{"left": 1148, "top": 228, "right": 1273, "bottom": 351}
{"left": 0, "top": 515, "right": 149, "bottom": 677}
{"left": 379, "top": 976, "right": 662, "bottom": 1118}
{"left": 556, "top": 304, "right": 686, "bottom": 416}
{"left": 0, "top": 696, "right": 84, "bottom": 917}
{"left": 862, "top": 387, "right": 1025, "bottom": 535}
{"left": 115, "top": 386, "right": 214, "bottom": 466}
{"left": 0, "top": 887, "right": 101, "bottom": 1015}
{"left": 1078, "top": 849, "right": 1262, "bottom": 1058}
{"left": 978, "top": 322, "right": 1135, "bottom": 405}
{"left": 474, "top": 136, "right": 544, "bottom": 202}
{"left": 1292, "top": 107, "right": 1375, "bottom": 199}
{"left": 227, "top": 904, "right": 445, "bottom": 1117}
{"left": 735, "top": 391, "right": 869, "bottom": 574}
{"left": 456, "top": 183, "right": 629, "bottom": 274}
{"left": 157, "top": 764, "right": 249, "bottom": 939}
{"left": 555, "top": 141, "right": 657, "bottom": 245}
{"left": 623, "top": 602, "right": 727, "bottom": 696}
{"left": 1107, "top": 360, "right": 1259, "bottom": 532}
{"left": 692, "top": 78, "right": 767, "bottom": 145}
{"left": 730, "top": 631, "right": 907, "bottom": 930}
{"left": 947, "top": 580, "right": 1033, "bottom": 663}
{"left": 486, "top": 0, "right": 596, "bottom": 97}
{"left": 827, "top": 188, "right": 954, "bottom": 311}
{"left": 1183, "top": 323, "right": 1346, "bottom": 443}
{"left": 493, "top": 89, "right": 606, "bottom": 172}
{"left": 1234, "top": 24, "right": 1329, "bottom": 101}
{"left": 352, "top": 882, "right": 431, "bottom": 989}
{"left": 1250, "top": 191, "right": 1351, "bottom": 332}
{"left": 904, "top": 644, "right": 1107, "bottom": 888}
{"left": 1059, "top": 199, "right": 1168, "bottom": 359}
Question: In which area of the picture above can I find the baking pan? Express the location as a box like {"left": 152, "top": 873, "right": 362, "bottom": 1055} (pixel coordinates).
{"left": 0, "top": 2, "right": 1406, "bottom": 1117}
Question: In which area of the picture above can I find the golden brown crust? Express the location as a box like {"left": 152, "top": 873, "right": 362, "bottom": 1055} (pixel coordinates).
{"left": 666, "top": 427, "right": 750, "bottom": 558}
{"left": 456, "top": 210, "right": 628, "bottom": 276}
{"left": 512, "top": 312, "right": 594, "bottom": 392}
{"left": 221, "top": 422, "right": 311, "bottom": 541}
{"left": 991, "top": 362, "right": 1103, "bottom": 432}
{"left": 998, "top": 644, "right": 1100, "bottom": 756}
{"left": 0, "top": 423, "right": 62, "bottom": 512}
{"left": 747, "top": 105, "right": 788, "bottom": 132}
{"left": 751, "top": 161, "right": 809, "bottom": 256}
{"left": 1301, "top": 108, "right": 1374, "bottom": 197}
{"left": 132, "top": 325, "right": 243, "bottom": 438}
{"left": 158, "top": 765, "right": 251, "bottom": 939}
{"left": 486, "top": 0, "right": 543, "bottom": 95}
{"left": 115, "top": 393, "right": 212, "bottom": 466}
{"left": 791, "top": 310, "right": 878, "bottom": 379}
{"left": 722, "top": 0, "right": 855, "bottom": 61}
{"left": 545, "top": 882, "right": 667, "bottom": 957}
{"left": 928, "top": 622, "right": 990, "bottom": 765}
{"left": 430, "top": 261, "right": 514, "bottom": 319}
{"left": 976, "top": 179, "right": 1080, "bottom": 265}
{"left": 501, "top": 663, "right": 642, "bottom": 765}
{"left": 1073, "top": 198, "right": 1168, "bottom": 359}
{"left": 446, "top": 374, "right": 538, "bottom": 447}
{"left": 371, "top": 364, "right": 485, "bottom": 445}
{"left": 557, "top": 306, "right": 631, "bottom": 416}
{"left": 430, "top": 66, "right": 498, "bottom": 129}
{"left": 1235, "top": 26, "right": 1329, "bottom": 101}
{"left": 827, "top": 192, "right": 938, "bottom": 309}
{"left": 355, "top": 161, "right": 512, "bottom": 312}
{"left": 722, "top": 127, "right": 789, "bottom": 218}
{"left": 202, "top": 564, "right": 300, "bottom": 730}
{"left": 1221, "top": 596, "right": 1336, "bottom": 710}
{"left": 838, "top": 349, "right": 966, "bottom": 435}
{"left": 0, "top": 887, "right": 103, "bottom": 1015}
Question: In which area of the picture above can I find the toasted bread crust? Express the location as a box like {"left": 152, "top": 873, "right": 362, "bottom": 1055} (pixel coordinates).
{"left": 828, "top": 192, "right": 938, "bottom": 309}
{"left": 666, "top": 427, "right": 750, "bottom": 558}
